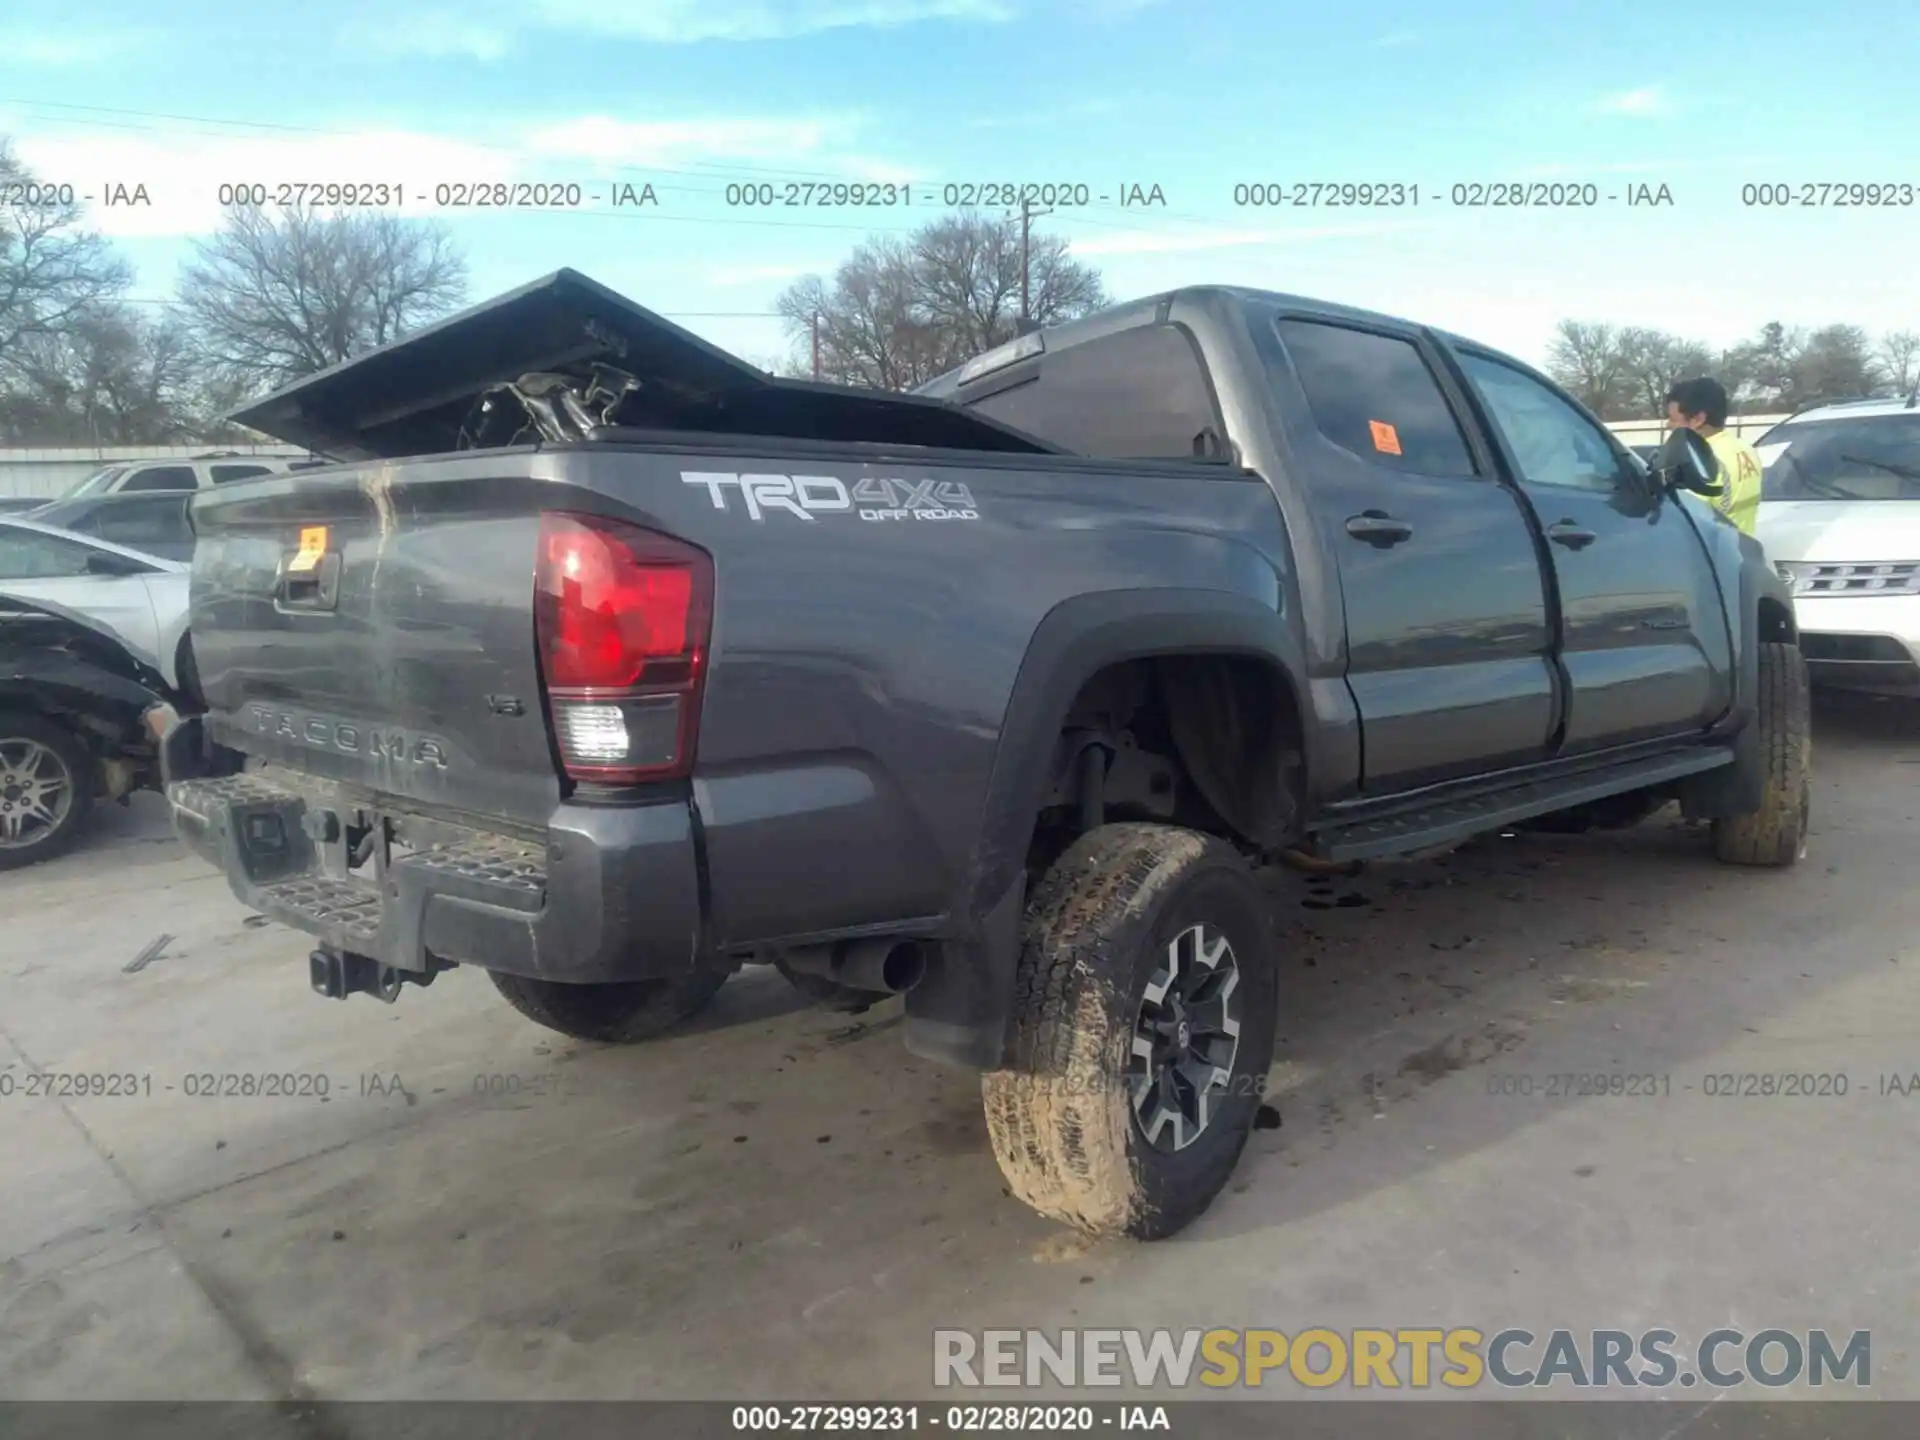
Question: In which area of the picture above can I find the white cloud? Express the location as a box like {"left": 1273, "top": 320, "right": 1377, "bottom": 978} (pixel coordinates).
{"left": 526, "top": 115, "right": 850, "bottom": 166}
{"left": 964, "top": 97, "right": 1122, "bottom": 131}
{"left": 358, "top": 0, "right": 1016, "bottom": 55}
{"left": 1068, "top": 220, "right": 1424, "bottom": 258}
{"left": 0, "top": 25, "right": 161, "bottom": 65}
{"left": 1596, "top": 87, "right": 1670, "bottom": 117}
{"left": 10, "top": 113, "right": 893, "bottom": 239}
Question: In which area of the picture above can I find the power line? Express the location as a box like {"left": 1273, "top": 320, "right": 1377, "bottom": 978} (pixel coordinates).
{"left": 112, "top": 295, "right": 781, "bottom": 318}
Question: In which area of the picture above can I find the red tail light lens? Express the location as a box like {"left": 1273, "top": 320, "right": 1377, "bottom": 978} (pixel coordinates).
{"left": 534, "top": 513, "right": 714, "bottom": 783}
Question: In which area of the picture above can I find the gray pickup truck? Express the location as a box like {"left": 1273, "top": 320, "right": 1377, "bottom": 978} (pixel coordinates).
{"left": 161, "top": 269, "right": 1806, "bottom": 1240}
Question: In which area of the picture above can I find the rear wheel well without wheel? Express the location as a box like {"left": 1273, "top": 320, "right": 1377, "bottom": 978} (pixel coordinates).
{"left": 1024, "top": 654, "right": 1305, "bottom": 882}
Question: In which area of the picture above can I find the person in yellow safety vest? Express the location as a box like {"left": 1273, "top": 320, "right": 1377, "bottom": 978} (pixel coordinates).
{"left": 1664, "top": 376, "right": 1764, "bottom": 535}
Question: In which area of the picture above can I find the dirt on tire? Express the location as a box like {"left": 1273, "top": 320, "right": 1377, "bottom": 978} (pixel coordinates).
{"left": 982, "top": 822, "right": 1276, "bottom": 1241}
{"left": 1712, "top": 642, "right": 1812, "bottom": 867}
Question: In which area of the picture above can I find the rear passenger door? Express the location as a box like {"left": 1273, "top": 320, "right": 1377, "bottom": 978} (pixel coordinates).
{"left": 1266, "top": 317, "right": 1556, "bottom": 793}
{"left": 1451, "top": 348, "right": 1732, "bottom": 751}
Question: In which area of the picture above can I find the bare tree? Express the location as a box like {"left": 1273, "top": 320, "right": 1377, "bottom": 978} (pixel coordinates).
{"left": 775, "top": 212, "right": 1107, "bottom": 391}
{"left": 0, "top": 306, "right": 203, "bottom": 444}
{"left": 1877, "top": 329, "right": 1920, "bottom": 398}
{"left": 176, "top": 203, "right": 468, "bottom": 398}
{"left": 1618, "top": 327, "right": 1717, "bottom": 419}
{"left": 1545, "top": 321, "right": 1633, "bottom": 419}
{"left": 0, "top": 139, "right": 133, "bottom": 387}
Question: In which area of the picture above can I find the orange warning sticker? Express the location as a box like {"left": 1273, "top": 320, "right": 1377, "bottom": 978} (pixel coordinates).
{"left": 1368, "top": 420, "right": 1402, "bottom": 456}
{"left": 288, "top": 525, "right": 328, "bottom": 574}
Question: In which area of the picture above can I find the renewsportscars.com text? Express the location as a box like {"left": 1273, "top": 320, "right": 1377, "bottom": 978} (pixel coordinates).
{"left": 933, "top": 1327, "right": 1870, "bottom": 1391}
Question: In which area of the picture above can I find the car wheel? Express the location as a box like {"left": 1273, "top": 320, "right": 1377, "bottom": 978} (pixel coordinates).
{"left": 489, "top": 969, "right": 728, "bottom": 1042}
{"left": 0, "top": 714, "right": 95, "bottom": 870}
{"left": 1712, "top": 641, "right": 1812, "bottom": 867}
{"left": 982, "top": 822, "right": 1278, "bottom": 1240}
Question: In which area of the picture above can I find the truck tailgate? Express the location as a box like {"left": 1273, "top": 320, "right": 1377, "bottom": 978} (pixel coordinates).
{"left": 189, "top": 460, "right": 562, "bottom": 828}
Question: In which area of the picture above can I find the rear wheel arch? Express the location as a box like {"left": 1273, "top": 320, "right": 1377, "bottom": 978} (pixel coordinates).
{"left": 961, "top": 590, "right": 1311, "bottom": 929}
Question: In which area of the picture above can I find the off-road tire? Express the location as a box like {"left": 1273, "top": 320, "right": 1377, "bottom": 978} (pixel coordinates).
{"left": 1712, "top": 642, "right": 1811, "bottom": 867}
{"left": 489, "top": 969, "right": 728, "bottom": 1042}
{"left": 0, "top": 713, "right": 95, "bottom": 871}
{"left": 983, "top": 823, "right": 1279, "bottom": 1241}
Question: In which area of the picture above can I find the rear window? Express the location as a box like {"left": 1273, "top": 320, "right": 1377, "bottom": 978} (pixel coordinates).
{"left": 1274, "top": 319, "right": 1477, "bottom": 477}
{"left": 61, "top": 466, "right": 125, "bottom": 499}
{"left": 120, "top": 465, "right": 198, "bottom": 493}
{"left": 89, "top": 497, "right": 193, "bottom": 556}
{"left": 1759, "top": 413, "right": 1920, "bottom": 502}
{"left": 211, "top": 463, "right": 273, "bottom": 484}
{"left": 960, "top": 325, "right": 1226, "bottom": 460}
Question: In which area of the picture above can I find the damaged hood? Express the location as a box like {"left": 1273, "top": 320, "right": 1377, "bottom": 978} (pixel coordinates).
{"left": 230, "top": 268, "right": 1054, "bottom": 462}
{"left": 0, "top": 592, "right": 170, "bottom": 705}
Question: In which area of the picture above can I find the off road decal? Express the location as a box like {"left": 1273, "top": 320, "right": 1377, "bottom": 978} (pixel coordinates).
{"left": 682, "top": 471, "right": 979, "bottom": 523}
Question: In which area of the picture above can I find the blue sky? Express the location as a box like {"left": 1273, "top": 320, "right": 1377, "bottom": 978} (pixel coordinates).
{"left": 3, "top": 0, "right": 1916, "bottom": 371}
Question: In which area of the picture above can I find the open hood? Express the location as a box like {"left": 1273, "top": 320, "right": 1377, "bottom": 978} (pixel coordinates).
{"left": 229, "top": 268, "right": 1057, "bottom": 462}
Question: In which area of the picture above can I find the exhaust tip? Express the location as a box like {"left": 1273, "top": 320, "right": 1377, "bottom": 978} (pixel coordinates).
{"left": 881, "top": 940, "right": 927, "bottom": 994}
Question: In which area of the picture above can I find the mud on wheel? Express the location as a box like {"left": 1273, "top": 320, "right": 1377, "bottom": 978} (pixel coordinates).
{"left": 1712, "top": 641, "right": 1812, "bottom": 867}
{"left": 983, "top": 823, "right": 1279, "bottom": 1240}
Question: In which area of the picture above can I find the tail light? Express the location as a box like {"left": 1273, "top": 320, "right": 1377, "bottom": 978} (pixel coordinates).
{"left": 534, "top": 512, "right": 714, "bottom": 784}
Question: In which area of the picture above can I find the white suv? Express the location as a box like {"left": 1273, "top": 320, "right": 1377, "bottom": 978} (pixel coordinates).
{"left": 1754, "top": 398, "right": 1920, "bottom": 696}
{"left": 56, "top": 451, "right": 325, "bottom": 501}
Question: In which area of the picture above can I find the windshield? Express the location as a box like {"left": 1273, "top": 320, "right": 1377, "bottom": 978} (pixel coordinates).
{"left": 1759, "top": 413, "right": 1920, "bottom": 502}
{"left": 60, "top": 465, "right": 126, "bottom": 499}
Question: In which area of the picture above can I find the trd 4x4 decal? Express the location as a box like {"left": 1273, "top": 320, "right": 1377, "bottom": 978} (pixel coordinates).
{"left": 682, "top": 472, "right": 979, "bottom": 523}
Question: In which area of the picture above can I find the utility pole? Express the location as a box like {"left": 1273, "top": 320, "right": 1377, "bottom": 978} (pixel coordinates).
{"left": 810, "top": 310, "right": 821, "bottom": 381}
{"left": 1016, "top": 195, "right": 1053, "bottom": 334}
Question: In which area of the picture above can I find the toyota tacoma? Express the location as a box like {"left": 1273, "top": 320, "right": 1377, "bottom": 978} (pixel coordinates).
{"left": 160, "top": 270, "right": 1807, "bottom": 1240}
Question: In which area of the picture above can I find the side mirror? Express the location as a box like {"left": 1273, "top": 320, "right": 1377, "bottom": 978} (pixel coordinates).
{"left": 84, "top": 550, "right": 146, "bottom": 577}
{"left": 1655, "top": 428, "right": 1723, "bottom": 498}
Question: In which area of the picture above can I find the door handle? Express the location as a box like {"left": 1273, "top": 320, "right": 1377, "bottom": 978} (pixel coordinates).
{"left": 1547, "top": 521, "right": 1597, "bottom": 551}
{"left": 277, "top": 551, "right": 342, "bottom": 610}
{"left": 1345, "top": 510, "right": 1414, "bottom": 548}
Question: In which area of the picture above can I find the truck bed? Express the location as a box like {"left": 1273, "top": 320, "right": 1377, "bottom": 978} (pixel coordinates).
{"left": 176, "top": 275, "right": 1290, "bottom": 986}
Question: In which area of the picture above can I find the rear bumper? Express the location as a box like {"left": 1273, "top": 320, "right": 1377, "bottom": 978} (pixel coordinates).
{"left": 162, "top": 716, "right": 705, "bottom": 983}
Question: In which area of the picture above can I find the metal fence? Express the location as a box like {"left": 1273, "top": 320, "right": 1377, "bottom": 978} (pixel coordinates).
{"left": 1606, "top": 415, "right": 1788, "bottom": 447}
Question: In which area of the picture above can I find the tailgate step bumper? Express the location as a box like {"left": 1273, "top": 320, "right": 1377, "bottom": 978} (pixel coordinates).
{"left": 164, "top": 729, "right": 707, "bottom": 985}
{"left": 171, "top": 771, "right": 547, "bottom": 966}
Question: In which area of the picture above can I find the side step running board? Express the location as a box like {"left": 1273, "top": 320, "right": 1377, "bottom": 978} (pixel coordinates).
{"left": 1311, "top": 748, "right": 1735, "bottom": 863}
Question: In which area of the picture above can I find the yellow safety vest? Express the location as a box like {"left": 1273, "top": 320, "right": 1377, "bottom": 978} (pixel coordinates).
{"left": 1704, "top": 429, "right": 1764, "bottom": 535}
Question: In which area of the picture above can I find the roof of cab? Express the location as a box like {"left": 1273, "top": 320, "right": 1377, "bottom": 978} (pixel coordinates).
{"left": 914, "top": 284, "right": 1451, "bottom": 401}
